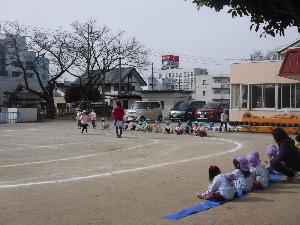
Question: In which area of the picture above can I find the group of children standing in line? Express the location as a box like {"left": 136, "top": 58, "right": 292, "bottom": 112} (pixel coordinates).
{"left": 197, "top": 144, "right": 293, "bottom": 202}
{"left": 76, "top": 109, "right": 109, "bottom": 134}
{"left": 126, "top": 117, "right": 208, "bottom": 137}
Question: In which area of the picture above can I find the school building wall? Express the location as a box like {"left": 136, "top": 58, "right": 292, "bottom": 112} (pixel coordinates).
{"left": 229, "top": 61, "right": 300, "bottom": 121}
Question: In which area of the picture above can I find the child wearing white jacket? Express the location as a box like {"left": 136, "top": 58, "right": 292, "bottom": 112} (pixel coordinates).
{"left": 197, "top": 165, "right": 236, "bottom": 201}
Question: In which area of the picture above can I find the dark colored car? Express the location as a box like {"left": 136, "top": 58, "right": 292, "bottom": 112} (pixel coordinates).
{"left": 169, "top": 100, "right": 206, "bottom": 121}
{"left": 195, "top": 103, "right": 228, "bottom": 122}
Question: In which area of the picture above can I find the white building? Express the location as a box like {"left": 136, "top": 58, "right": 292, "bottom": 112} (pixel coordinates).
{"left": 194, "top": 74, "right": 230, "bottom": 104}
{"left": 156, "top": 68, "right": 208, "bottom": 91}
{"left": 0, "top": 34, "right": 49, "bottom": 106}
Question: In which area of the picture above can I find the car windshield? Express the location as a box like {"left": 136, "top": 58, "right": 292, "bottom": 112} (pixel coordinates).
{"left": 202, "top": 103, "right": 219, "bottom": 109}
{"left": 131, "top": 102, "right": 146, "bottom": 109}
{"left": 190, "top": 101, "right": 206, "bottom": 110}
{"left": 171, "top": 101, "right": 190, "bottom": 111}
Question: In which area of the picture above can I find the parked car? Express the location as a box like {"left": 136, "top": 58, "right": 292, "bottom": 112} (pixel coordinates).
{"left": 195, "top": 103, "right": 228, "bottom": 122}
{"left": 169, "top": 100, "right": 206, "bottom": 121}
{"left": 125, "top": 101, "right": 162, "bottom": 122}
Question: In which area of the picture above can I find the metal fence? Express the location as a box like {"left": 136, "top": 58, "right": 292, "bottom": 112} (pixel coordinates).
{"left": 0, "top": 112, "right": 20, "bottom": 123}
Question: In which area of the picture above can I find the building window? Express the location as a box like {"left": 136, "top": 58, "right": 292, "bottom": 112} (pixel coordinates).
{"left": 12, "top": 61, "right": 21, "bottom": 67}
{"left": 123, "top": 100, "right": 129, "bottom": 109}
{"left": 263, "top": 84, "right": 275, "bottom": 108}
{"left": 26, "top": 61, "right": 34, "bottom": 70}
{"left": 0, "top": 71, "right": 8, "bottom": 77}
{"left": 105, "top": 84, "right": 111, "bottom": 92}
{"left": 277, "top": 83, "right": 300, "bottom": 109}
{"left": 114, "top": 84, "right": 119, "bottom": 91}
{"left": 231, "top": 84, "right": 240, "bottom": 109}
{"left": 202, "top": 80, "right": 206, "bottom": 85}
{"left": 203, "top": 91, "right": 206, "bottom": 96}
{"left": 251, "top": 84, "right": 263, "bottom": 108}
{"left": 291, "top": 84, "right": 296, "bottom": 108}
{"left": 281, "top": 84, "right": 290, "bottom": 108}
{"left": 241, "top": 85, "right": 248, "bottom": 109}
{"left": 12, "top": 71, "right": 21, "bottom": 77}
{"left": 296, "top": 84, "right": 300, "bottom": 108}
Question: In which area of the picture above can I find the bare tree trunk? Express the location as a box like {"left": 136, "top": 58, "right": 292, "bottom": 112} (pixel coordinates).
{"left": 45, "top": 92, "right": 56, "bottom": 119}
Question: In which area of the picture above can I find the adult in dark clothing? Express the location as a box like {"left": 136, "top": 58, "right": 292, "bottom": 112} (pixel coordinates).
{"left": 270, "top": 128, "right": 300, "bottom": 178}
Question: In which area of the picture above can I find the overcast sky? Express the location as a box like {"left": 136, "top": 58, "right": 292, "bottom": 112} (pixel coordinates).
{"left": 1, "top": 0, "right": 299, "bottom": 75}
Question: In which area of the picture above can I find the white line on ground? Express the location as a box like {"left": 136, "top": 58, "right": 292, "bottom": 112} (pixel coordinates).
{"left": 1, "top": 129, "right": 41, "bottom": 132}
{"left": 0, "top": 140, "right": 159, "bottom": 168}
{"left": 0, "top": 138, "right": 241, "bottom": 189}
{"left": 0, "top": 141, "right": 91, "bottom": 152}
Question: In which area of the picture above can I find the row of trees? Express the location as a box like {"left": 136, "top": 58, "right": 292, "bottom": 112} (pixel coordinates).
{"left": 1, "top": 19, "right": 149, "bottom": 118}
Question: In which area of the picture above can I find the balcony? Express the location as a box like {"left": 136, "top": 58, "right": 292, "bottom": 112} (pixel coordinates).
{"left": 211, "top": 93, "right": 230, "bottom": 100}
{"left": 211, "top": 82, "right": 230, "bottom": 89}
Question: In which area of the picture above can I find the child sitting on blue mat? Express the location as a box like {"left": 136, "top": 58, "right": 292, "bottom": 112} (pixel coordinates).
{"left": 136, "top": 116, "right": 146, "bottom": 131}
{"left": 128, "top": 121, "right": 136, "bottom": 131}
{"left": 184, "top": 120, "right": 192, "bottom": 134}
{"left": 153, "top": 119, "right": 162, "bottom": 133}
{"left": 192, "top": 122, "right": 198, "bottom": 135}
{"left": 196, "top": 165, "right": 236, "bottom": 201}
{"left": 101, "top": 117, "right": 109, "bottom": 130}
{"left": 196, "top": 124, "right": 208, "bottom": 137}
{"left": 247, "top": 151, "right": 269, "bottom": 189}
{"left": 143, "top": 119, "right": 153, "bottom": 132}
{"left": 164, "top": 122, "right": 173, "bottom": 134}
{"left": 175, "top": 121, "right": 184, "bottom": 135}
{"left": 229, "top": 156, "right": 253, "bottom": 192}
{"left": 265, "top": 144, "right": 281, "bottom": 175}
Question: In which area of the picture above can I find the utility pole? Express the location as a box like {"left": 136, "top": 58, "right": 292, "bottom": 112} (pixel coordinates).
{"left": 151, "top": 63, "right": 154, "bottom": 90}
{"left": 87, "top": 24, "right": 90, "bottom": 80}
{"left": 118, "top": 40, "right": 121, "bottom": 95}
{"left": 102, "top": 58, "right": 106, "bottom": 101}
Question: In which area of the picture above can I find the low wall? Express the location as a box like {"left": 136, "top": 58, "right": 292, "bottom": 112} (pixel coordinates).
{"left": 229, "top": 109, "right": 300, "bottom": 121}
{"left": 3, "top": 108, "right": 37, "bottom": 122}
{"left": 18, "top": 108, "right": 37, "bottom": 122}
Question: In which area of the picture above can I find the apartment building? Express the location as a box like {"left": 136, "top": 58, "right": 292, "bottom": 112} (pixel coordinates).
{"left": 194, "top": 73, "right": 230, "bottom": 104}
{"left": 0, "top": 34, "right": 49, "bottom": 106}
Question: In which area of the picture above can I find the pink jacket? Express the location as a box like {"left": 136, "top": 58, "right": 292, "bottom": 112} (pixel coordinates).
{"left": 89, "top": 112, "right": 96, "bottom": 120}
{"left": 76, "top": 112, "right": 81, "bottom": 120}
{"left": 80, "top": 115, "right": 89, "bottom": 124}
{"left": 112, "top": 106, "right": 125, "bottom": 121}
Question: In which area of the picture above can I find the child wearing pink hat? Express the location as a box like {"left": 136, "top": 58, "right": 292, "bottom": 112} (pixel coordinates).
{"left": 229, "top": 156, "right": 253, "bottom": 192}
{"left": 247, "top": 151, "right": 269, "bottom": 189}
{"left": 196, "top": 165, "right": 236, "bottom": 201}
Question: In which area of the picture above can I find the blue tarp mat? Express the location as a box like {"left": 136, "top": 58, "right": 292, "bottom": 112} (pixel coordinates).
{"left": 164, "top": 174, "right": 285, "bottom": 221}
{"left": 164, "top": 189, "right": 245, "bottom": 221}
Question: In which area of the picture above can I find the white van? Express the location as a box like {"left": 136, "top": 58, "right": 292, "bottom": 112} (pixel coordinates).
{"left": 125, "top": 101, "right": 162, "bottom": 121}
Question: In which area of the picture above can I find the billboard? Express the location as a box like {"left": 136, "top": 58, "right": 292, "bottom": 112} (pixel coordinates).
{"left": 161, "top": 55, "right": 179, "bottom": 70}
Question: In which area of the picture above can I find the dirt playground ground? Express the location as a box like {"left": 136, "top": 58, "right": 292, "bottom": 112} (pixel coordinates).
{"left": 0, "top": 120, "right": 299, "bottom": 225}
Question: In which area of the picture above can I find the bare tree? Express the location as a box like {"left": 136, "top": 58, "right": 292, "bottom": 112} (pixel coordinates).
{"left": 1, "top": 21, "right": 78, "bottom": 118}
{"left": 249, "top": 49, "right": 279, "bottom": 61}
{"left": 69, "top": 19, "right": 149, "bottom": 100}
